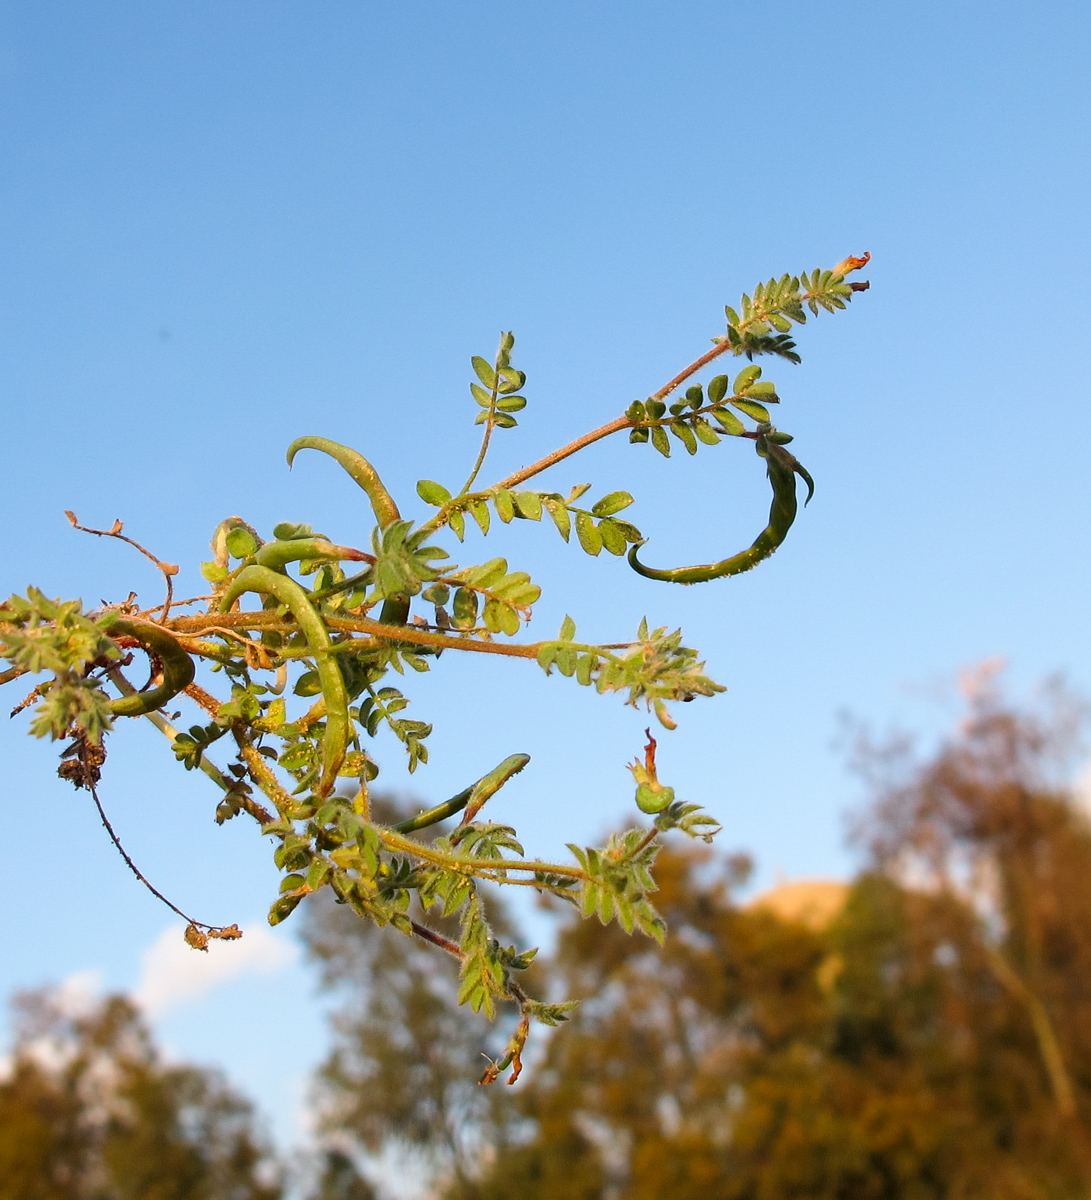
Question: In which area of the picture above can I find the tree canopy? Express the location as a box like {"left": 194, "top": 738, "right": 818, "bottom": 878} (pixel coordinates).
{"left": 0, "top": 989, "right": 281, "bottom": 1200}
{"left": 6, "top": 682, "right": 1091, "bottom": 1198}
{"left": 297, "top": 682, "right": 1091, "bottom": 1199}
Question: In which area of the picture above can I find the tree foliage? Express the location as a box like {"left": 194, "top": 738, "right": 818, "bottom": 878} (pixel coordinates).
{"left": 0, "top": 255, "right": 870, "bottom": 1071}
{"left": 307, "top": 684, "right": 1091, "bottom": 1199}
{"left": 0, "top": 989, "right": 281, "bottom": 1200}
{"left": 301, "top": 796, "right": 526, "bottom": 1193}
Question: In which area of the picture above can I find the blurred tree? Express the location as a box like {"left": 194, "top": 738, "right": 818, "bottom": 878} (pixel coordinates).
{"left": 301, "top": 795, "right": 526, "bottom": 1199}
{"left": 308, "top": 1150, "right": 378, "bottom": 1200}
{"left": 0, "top": 988, "right": 282, "bottom": 1200}
{"left": 853, "top": 671, "right": 1091, "bottom": 1185}
{"left": 435, "top": 680, "right": 1091, "bottom": 1199}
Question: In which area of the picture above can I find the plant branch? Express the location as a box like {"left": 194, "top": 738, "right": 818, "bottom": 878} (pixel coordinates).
{"left": 379, "top": 826, "right": 586, "bottom": 879}
{"left": 166, "top": 610, "right": 543, "bottom": 658}
{"left": 88, "top": 777, "right": 236, "bottom": 935}
{"left": 489, "top": 415, "right": 631, "bottom": 492}
{"left": 460, "top": 374, "right": 500, "bottom": 496}
{"left": 233, "top": 727, "right": 296, "bottom": 817}
{"left": 66, "top": 511, "right": 180, "bottom": 619}
{"left": 409, "top": 919, "right": 462, "bottom": 958}
{"left": 487, "top": 339, "right": 740, "bottom": 492}
{"left": 984, "top": 943, "right": 1078, "bottom": 1120}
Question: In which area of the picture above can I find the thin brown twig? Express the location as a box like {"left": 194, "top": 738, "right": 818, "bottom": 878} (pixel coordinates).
{"left": 410, "top": 919, "right": 462, "bottom": 958}
{"left": 0, "top": 665, "right": 28, "bottom": 689}
{"left": 66, "top": 512, "right": 180, "bottom": 619}
{"left": 143, "top": 594, "right": 214, "bottom": 618}
{"left": 490, "top": 339, "right": 737, "bottom": 493}
{"left": 88, "top": 777, "right": 236, "bottom": 936}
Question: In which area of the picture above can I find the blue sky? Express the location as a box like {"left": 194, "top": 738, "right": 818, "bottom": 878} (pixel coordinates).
{"left": 2, "top": 0, "right": 1090, "bottom": 1158}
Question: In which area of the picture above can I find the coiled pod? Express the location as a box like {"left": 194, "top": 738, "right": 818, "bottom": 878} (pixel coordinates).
{"left": 628, "top": 440, "right": 814, "bottom": 585}
{"left": 220, "top": 565, "right": 348, "bottom": 796}
{"left": 106, "top": 619, "right": 196, "bottom": 717}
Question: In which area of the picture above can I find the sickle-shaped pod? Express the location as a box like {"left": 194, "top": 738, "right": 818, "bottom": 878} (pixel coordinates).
{"left": 285, "top": 437, "right": 409, "bottom": 626}
{"left": 106, "top": 619, "right": 196, "bottom": 717}
{"left": 220, "top": 565, "right": 348, "bottom": 796}
{"left": 253, "top": 537, "right": 373, "bottom": 573}
{"left": 390, "top": 753, "right": 531, "bottom": 834}
{"left": 628, "top": 442, "right": 814, "bottom": 585}
{"left": 286, "top": 437, "right": 401, "bottom": 529}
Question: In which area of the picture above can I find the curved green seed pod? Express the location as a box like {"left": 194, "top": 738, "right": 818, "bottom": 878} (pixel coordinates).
{"left": 254, "top": 538, "right": 373, "bottom": 573}
{"left": 220, "top": 565, "right": 348, "bottom": 796}
{"left": 286, "top": 437, "right": 401, "bottom": 529}
{"left": 106, "top": 619, "right": 196, "bottom": 717}
{"left": 390, "top": 753, "right": 531, "bottom": 833}
{"left": 628, "top": 443, "right": 814, "bottom": 585}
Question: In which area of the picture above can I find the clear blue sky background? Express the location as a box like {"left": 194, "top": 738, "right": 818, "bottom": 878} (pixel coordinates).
{"left": 2, "top": 0, "right": 1090, "bottom": 1158}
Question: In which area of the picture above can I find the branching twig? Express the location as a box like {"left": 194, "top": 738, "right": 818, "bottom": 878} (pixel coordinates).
{"left": 66, "top": 512, "right": 180, "bottom": 619}
{"left": 143, "top": 594, "right": 214, "bottom": 617}
{"left": 488, "top": 339, "right": 738, "bottom": 493}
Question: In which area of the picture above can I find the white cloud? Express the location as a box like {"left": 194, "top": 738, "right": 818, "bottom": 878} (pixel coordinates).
{"left": 54, "top": 968, "right": 105, "bottom": 1016}
{"left": 134, "top": 922, "right": 298, "bottom": 1019}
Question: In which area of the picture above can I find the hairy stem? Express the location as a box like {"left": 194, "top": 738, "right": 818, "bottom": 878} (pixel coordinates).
{"left": 379, "top": 826, "right": 586, "bottom": 879}
{"left": 460, "top": 374, "right": 501, "bottom": 496}
{"left": 233, "top": 728, "right": 297, "bottom": 818}
{"left": 488, "top": 339, "right": 738, "bottom": 492}
{"left": 167, "top": 611, "right": 544, "bottom": 659}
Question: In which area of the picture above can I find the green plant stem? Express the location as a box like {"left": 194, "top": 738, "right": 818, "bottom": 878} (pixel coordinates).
{"left": 167, "top": 611, "right": 544, "bottom": 659}
{"left": 329, "top": 616, "right": 541, "bottom": 657}
{"left": 276, "top": 639, "right": 384, "bottom": 658}
{"left": 459, "top": 378, "right": 500, "bottom": 496}
{"left": 378, "top": 827, "right": 586, "bottom": 879}
{"left": 172, "top": 636, "right": 254, "bottom": 664}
